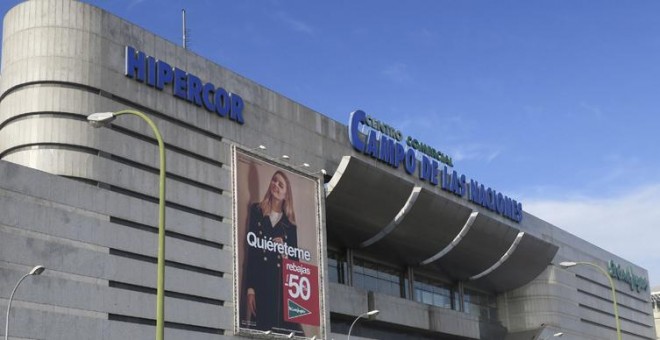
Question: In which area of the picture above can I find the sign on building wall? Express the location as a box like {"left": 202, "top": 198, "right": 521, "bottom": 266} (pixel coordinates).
{"left": 125, "top": 46, "right": 245, "bottom": 125}
{"left": 608, "top": 260, "right": 649, "bottom": 293}
{"left": 233, "top": 149, "right": 325, "bottom": 338}
{"left": 348, "top": 109, "right": 524, "bottom": 222}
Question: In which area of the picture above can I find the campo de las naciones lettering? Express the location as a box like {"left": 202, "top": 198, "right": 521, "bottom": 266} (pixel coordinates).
{"left": 348, "top": 109, "right": 523, "bottom": 223}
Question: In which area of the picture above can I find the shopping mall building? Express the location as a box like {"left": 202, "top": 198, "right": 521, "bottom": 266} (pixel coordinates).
{"left": 652, "top": 289, "right": 660, "bottom": 339}
{"left": 0, "top": 1, "right": 656, "bottom": 339}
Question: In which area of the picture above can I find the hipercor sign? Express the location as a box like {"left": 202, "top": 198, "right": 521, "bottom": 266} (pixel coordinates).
{"left": 124, "top": 46, "right": 245, "bottom": 125}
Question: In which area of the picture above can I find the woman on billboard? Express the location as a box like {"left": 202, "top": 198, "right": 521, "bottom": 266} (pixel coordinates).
{"left": 243, "top": 170, "right": 302, "bottom": 334}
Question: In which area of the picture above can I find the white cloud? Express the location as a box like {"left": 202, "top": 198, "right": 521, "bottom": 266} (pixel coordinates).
{"left": 274, "top": 11, "right": 314, "bottom": 35}
{"left": 408, "top": 28, "right": 437, "bottom": 47}
{"left": 525, "top": 184, "right": 660, "bottom": 286}
{"left": 578, "top": 101, "right": 605, "bottom": 119}
{"left": 382, "top": 63, "right": 414, "bottom": 85}
{"left": 450, "top": 144, "right": 502, "bottom": 163}
{"left": 127, "top": 0, "right": 146, "bottom": 10}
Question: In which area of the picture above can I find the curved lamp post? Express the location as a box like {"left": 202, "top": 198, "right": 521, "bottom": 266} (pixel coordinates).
{"left": 347, "top": 310, "right": 379, "bottom": 340}
{"left": 560, "top": 261, "right": 621, "bottom": 340}
{"left": 88, "top": 110, "right": 166, "bottom": 340}
{"left": 5, "top": 265, "right": 45, "bottom": 340}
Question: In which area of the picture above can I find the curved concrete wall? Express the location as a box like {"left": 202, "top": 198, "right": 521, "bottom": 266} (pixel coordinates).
{"left": 0, "top": 1, "right": 244, "bottom": 338}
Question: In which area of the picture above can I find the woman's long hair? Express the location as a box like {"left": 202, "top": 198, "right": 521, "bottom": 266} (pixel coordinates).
{"left": 259, "top": 170, "right": 296, "bottom": 225}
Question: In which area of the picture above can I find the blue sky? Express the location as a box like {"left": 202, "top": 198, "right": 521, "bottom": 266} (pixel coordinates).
{"left": 2, "top": 1, "right": 660, "bottom": 286}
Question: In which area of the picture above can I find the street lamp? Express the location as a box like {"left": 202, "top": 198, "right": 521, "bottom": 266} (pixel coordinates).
{"left": 560, "top": 261, "right": 621, "bottom": 340}
{"left": 88, "top": 110, "right": 167, "bottom": 340}
{"left": 347, "top": 310, "right": 379, "bottom": 340}
{"left": 5, "top": 265, "right": 45, "bottom": 340}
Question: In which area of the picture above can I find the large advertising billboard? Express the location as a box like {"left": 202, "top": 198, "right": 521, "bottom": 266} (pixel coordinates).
{"left": 233, "top": 148, "right": 325, "bottom": 338}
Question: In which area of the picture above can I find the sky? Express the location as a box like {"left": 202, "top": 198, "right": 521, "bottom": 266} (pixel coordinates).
{"left": 2, "top": 1, "right": 660, "bottom": 286}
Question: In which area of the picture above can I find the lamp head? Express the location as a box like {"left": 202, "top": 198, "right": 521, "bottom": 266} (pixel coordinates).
{"left": 366, "top": 310, "right": 379, "bottom": 316}
{"left": 29, "top": 265, "right": 45, "bottom": 276}
{"left": 87, "top": 112, "right": 116, "bottom": 128}
{"left": 553, "top": 332, "right": 564, "bottom": 337}
{"left": 559, "top": 261, "right": 577, "bottom": 268}
{"left": 321, "top": 169, "right": 327, "bottom": 175}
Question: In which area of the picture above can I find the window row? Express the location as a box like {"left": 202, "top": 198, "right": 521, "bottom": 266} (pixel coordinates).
{"left": 327, "top": 250, "right": 497, "bottom": 320}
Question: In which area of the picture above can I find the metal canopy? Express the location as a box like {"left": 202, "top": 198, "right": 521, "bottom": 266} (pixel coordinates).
{"left": 469, "top": 233, "right": 559, "bottom": 292}
{"left": 357, "top": 187, "right": 474, "bottom": 265}
{"left": 428, "top": 213, "right": 521, "bottom": 280}
{"left": 325, "top": 156, "right": 559, "bottom": 293}
{"left": 325, "top": 155, "right": 414, "bottom": 248}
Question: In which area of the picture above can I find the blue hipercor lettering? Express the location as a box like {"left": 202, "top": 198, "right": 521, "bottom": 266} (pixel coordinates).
{"left": 124, "top": 46, "right": 244, "bottom": 125}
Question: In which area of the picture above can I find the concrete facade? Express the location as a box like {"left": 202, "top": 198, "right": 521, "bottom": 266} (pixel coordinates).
{"left": 652, "top": 288, "right": 660, "bottom": 339}
{"left": 0, "top": 1, "right": 655, "bottom": 339}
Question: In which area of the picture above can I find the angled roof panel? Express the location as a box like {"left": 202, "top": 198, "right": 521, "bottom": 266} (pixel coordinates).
{"left": 325, "top": 156, "right": 559, "bottom": 292}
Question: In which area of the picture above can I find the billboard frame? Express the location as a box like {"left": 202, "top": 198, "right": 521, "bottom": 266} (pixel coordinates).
{"left": 231, "top": 145, "right": 328, "bottom": 339}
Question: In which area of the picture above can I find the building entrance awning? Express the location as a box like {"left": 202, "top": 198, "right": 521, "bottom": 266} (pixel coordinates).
{"left": 325, "top": 156, "right": 558, "bottom": 293}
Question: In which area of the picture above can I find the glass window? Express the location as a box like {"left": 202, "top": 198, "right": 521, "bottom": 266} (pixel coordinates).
{"left": 353, "top": 258, "right": 404, "bottom": 298}
{"left": 413, "top": 276, "right": 453, "bottom": 310}
{"left": 327, "top": 249, "right": 347, "bottom": 284}
{"left": 464, "top": 288, "right": 497, "bottom": 320}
